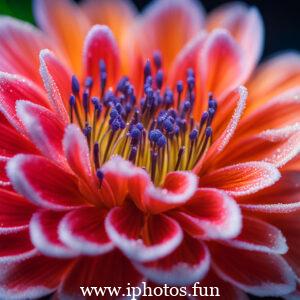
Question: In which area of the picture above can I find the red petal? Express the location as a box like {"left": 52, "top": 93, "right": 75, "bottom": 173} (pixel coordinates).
{"left": 135, "top": 235, "right": 210, "bottom": 286}
{"left": 0, "top": 189, "right": 35, "bottom": 232}
{"left": 0, "top": 17, "right": 54, "bottom": 85}
{"left": 223, "top": 217, "right": 288, "bottom": 254}
{"left": 29, "top": 210, "right": 78, "bottom": 258}
{"left": 39, "top": 49, "right": 71, "bottom": 125}
{"left": 16, "top": 101, "right": 66, "bottom": 164}
{"left": 0, "top": 73, "right": 49, "bottom": 132}
{"left": 201, "top": 161, "right": 281, "bottom": 196}
{"left": 211, "top": 243, "right": 296, "bottom": 297}
{"left": 171, "top": 188, "right": 241, "bottom": 239}
{"left": 106, "top": 203, "right": 183, "bottom": 262}
{"left": 59, "top": 250, "right": 142, "bottom": 299}
{"left": 0, "top": 251, "right": 72, "bottom": 299}
{"left": 83, "top": 25, "right": 120, "bottom": 92}
{"left": 7, "top": 154, "right": 85, "bottom": 210}
{"left": 59, "top": 206, "right": 113, "bottom": 255}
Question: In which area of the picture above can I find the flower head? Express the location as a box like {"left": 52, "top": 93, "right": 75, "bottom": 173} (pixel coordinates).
{"left": 0, "top": 0, "right": 300, "bottom": 299}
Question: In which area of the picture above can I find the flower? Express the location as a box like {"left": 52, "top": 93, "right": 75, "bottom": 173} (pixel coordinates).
{"left": 0, "top": 0, "right": 299, "bottom": 299}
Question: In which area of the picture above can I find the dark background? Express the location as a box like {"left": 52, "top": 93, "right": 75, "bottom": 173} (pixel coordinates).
{"left": 0, "top": 0, "right": 297, "bottom": 299}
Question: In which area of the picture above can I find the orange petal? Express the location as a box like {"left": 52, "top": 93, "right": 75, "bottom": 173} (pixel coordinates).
{"left": 207, "top": 2, "right": 264, "bottom": 75}
{"left": 33, "top": 0, "right": 91, "bottom": 75}
{"left": 0, "top": 17, "right": 54, "bottom": 86}
{"left": 246, "top": 52, "right": 300, "bottom": 114}
{"left": 136, "top": 0, "right": 205, "bottom": 70}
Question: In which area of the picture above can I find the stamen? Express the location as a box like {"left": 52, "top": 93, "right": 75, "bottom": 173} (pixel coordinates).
{"left": 96, "top": 168, "right": 104, "bottom": 187}
{"left": 71, "top": 75, "right": 80, "bottom": 95}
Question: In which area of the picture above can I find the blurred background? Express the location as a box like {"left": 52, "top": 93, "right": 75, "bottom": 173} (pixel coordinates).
{"left": 0, "top": 0, "right": 300, "bottom": 60}
{"left": 0, "top": 0, "right": 296, "bottom": 299}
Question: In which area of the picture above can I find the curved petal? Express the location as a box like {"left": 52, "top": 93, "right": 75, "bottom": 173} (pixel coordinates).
{"left": 6, "top": 154, "right": 85, "bottom": 210}
{"left": 0, "top": 16, "right": 54, "bottom": 85}
{"left": 0, "top": 189, "right": 36, "bottom": 233}
{"left": 247, "top": 52, "right": 300, "bottom": 113}
{"left": 171, "top": 188, "right": 241, "bottom": 239}
{"left": 33, "top": 0, "right": 90, "bottom": 74}
{"left": 135, "top": 235, "right": 210, "bottom": 286}
{"left": 137, "top": 0, "right": 205, "bottom": 69}
{"left": 0, "top": 72, "right": 49, "bottom": 132}
{"left": 83, "top": 25, "right": 120, "bottom": 91}
{"left": 207, "top": 2, "right": 264, "bottom": 75}
{"left": 59, "top": 206, "right": 113, "bottom": 256}
{"left": 200, "top": 161, "right": 281, "bottom": 197}
{"left": 58, "top": 250, "right": 142, "bottom": 299}
{"left": 105, "top": 203, "right": 183, "bottom": 262}
{"left": 39, "top": 49, "right": 71, "bottom": 124}
{"left": 16, "top": 100, "right": 66, "bottom": 164}
{"left": 211, "top": 244, "right": 296, "bottom": 297}
{"left": 0, "top": 251, "right": 72, "bottom": 300}
{"left": 29, "top": 210, "right": 78, "bottom": 258}
{"left": 223, "top": 217, "right": 288, "bottom": 254}
{"left": 239, "top": 170, "right": 300, "bottom": 213}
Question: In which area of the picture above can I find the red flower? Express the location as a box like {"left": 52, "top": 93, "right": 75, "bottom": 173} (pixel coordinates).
{"left": 0, "top": 0, "right": 299, "bottom": 299}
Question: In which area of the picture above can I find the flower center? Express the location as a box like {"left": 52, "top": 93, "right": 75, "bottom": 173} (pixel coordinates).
{"left": 69, "top": 52, "right": 216, "bottom": 185}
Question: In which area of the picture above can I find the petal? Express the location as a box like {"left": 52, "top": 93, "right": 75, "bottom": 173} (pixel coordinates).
{"left": 59, "top": 206, "right": 113, "bottom": 256}
{"left": 223, "top": 217, "right": 288, "bottom": 254}
{"left": 59, "top": 250, "right": 142, "bottom": 299}
{"left": 83, "top": 25, "right": 120, "bottom": 92}
{"left": 0, "top": 17, "right": 54, "bottom": 85}
{"left": 0, "top": 189, "right": 36, "bottom": 233}
{"left": 135, "top": 235, "right": 210, "bottom": 286}
{"left": 0, "top": 229, "right": 34, "bottom": 263}
{"left": 33, "top": 0, "right": 90, "bottom": 74}
{"left": 247, "top": 52, "right": 300, "bottom": 113}
{"left": 63, "top": 124, "right": 92, "bottom": 181}
{"left": 197, "top": 29, "right": 246, "bottom": 117}
{"left": 105, "top": 203, "right": 183, "bottom": 262}
{"left": 240, "top": 170, "right": 300, "bottom": 213}
{"left": 7, "top": 154, "right": 85, "bottom": 210}
{"left": 137, "top": 0, "right": 205, "bottom": 69}
{"left": 0, "top": 72, "right": 49, "bottom": 132}
{"left": 16, "top": 100, "right": 66, "bottom": 164}
{"left": 171, "top": 188, "right": 241, "bottom": 239}
{"left": 200, "top": 161, "right": 281, "bottom": 196}
{"left": 211, "top": 244, "right": 296, "bottom": 297}
{"left": 0, "top": 251, "right": 72, "bottom": 300}
{"left": 29, "top": 210, "right": 78, "bottom": 258}
{"left": 39, "top": 49, "right": 71, "bottom": 125}
{"left": 207, "top": 2, "right": 264, "bottom": 75}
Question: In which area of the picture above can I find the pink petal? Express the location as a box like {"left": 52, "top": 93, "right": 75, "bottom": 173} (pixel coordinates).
{"left": 198, "top": 29, "right": 246, "bottom": 115}
{"left": 0, "top": 251, "right": 72, "bottom": 300}
{"left": 0, "top": 72, "right": 49, "bottom": 132}
{"left": 0, "top": 17, "right": 54, "bottom": 85}
{"left": 59, "top": 250, "right": 142, "bottom": 299}
{"left": 201, "top": 161, "right": 281, "bottom": 196}
{"left": 16, "top": 100, "right": 66, "bottom": 164}
{"left": 135, "top": 235, "right": 210, "bottom": 286}
{"left": 239, "top": 170, "right": 300, "bottom": 213}
{"left": 29, "top": 210, "right": 78, "bottom": 258}
{"left": 39, "top": 49, "right": 71, "bottom": 125}
{"left": 223, "top": 217, "right": 288, "bottom": 254}
{"left": 211, "top": 244, "right": 296, "bottom": 297}
{"left": 83, "top": 25, "right": 120, "bottom": 91}
{"left": 63, "top": 124, "right": 92, "bottom": 181}
{"left": 105, "top": 203, "right": 183, "bottom": 262}
{"left": 0, "top": 189, "right": 35, "bottom": 232}
{"left": 0, "top": 228, "right": 34, "bottom": 262}
{"left": 171, "top": 188, "right": 241, "bottom": 239}
{"left": 59, "top": 206, "right": 113, "bottom": 255}
{"left": 207, "top": 2, "right": 264, "bottom": 75}
{"left": 137, "top": 0, "right": 205, "bottom": 69}
{"left": 6, "top": 154, "right": 85, "bottom": 210}
{"left": 33, "top": 0, "right": 90, "bottom": 74}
